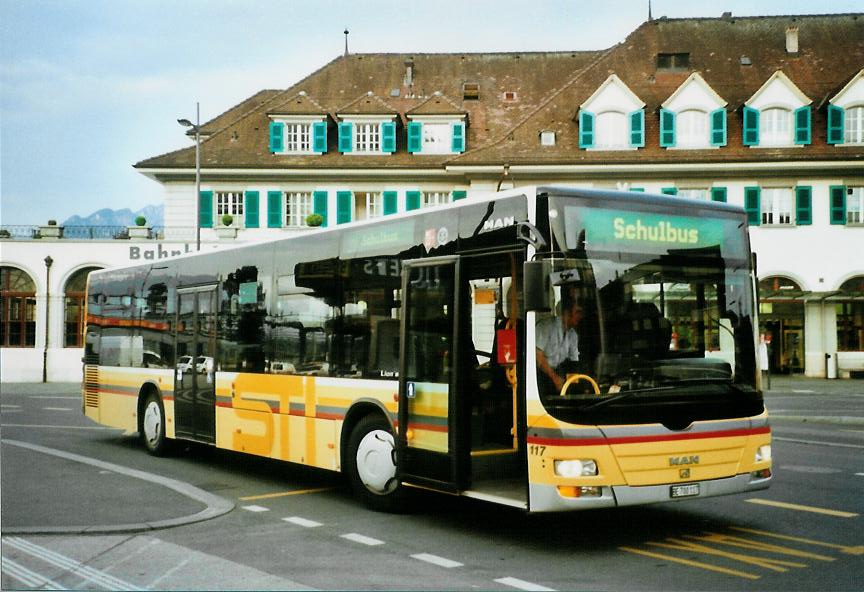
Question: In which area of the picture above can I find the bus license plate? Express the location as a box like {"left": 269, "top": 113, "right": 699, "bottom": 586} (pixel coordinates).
{"left": 671, "top": 483, "right": 700, "bottom": 498}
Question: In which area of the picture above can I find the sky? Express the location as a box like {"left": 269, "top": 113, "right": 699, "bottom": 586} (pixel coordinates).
{"left": 1, "top": 0, "right": 861, "bottom": 226}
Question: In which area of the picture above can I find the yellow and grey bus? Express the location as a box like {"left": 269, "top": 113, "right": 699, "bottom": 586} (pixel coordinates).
{"left": 82, "top": 186, "right": 771, "bottom": 512}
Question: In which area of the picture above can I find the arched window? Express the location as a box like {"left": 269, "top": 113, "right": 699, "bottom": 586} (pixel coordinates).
{"left": 595, "top": 111, "right": 628, "bottom": 149}
{"left": 761, "top": 108, "right": 792, "bottom": 146}
{"left": 64, "top": 267, "right": 101, "bottom": 347}
{"left": 836, "top": 276, "right": 864, "bottom": 352}
{"left": 845, "top": 106, "right": 864, "bottom": 144}
{"left": 1, "top": 267, "right": 37, "bottom": 348}
{"left": 677, "top": 109, "right": 708, "bottom": 147}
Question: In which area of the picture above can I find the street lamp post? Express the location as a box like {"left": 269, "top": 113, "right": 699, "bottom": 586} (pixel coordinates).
{"left": 178, "top": 102, "right": 201, "bottom": 251}
{"left": 43, "top": 255, "right": 53, "bottom": 383}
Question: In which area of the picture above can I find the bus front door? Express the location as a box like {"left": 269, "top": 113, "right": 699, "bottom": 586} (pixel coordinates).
{"left": 397, "top": 257, "right": 468, "bottom": 491}
{"left": 174, "top": 286, "right": 217, "bottom": 444}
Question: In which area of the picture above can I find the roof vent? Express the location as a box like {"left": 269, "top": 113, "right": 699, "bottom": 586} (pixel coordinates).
{"left": 786, "top": 26, "right": 799, "bottom": 54}
{"left": 740, "top": 55, "right": 752, "bottom": 66}
{"left": 463, "top": 82, "right": 480, "bottom": 100}
{"left": 390, "top": 88, "right": 400, "bottom": 97}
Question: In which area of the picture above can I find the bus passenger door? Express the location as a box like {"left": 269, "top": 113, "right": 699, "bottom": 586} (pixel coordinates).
{"left": 397, "top": 257, "right": 468, "bottom": 491}
{"left": 174, "top": 286, "right": 217, "bottom": 444}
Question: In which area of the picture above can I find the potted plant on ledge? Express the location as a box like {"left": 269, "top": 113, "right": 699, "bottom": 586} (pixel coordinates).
{"left": 39, "top": 219, "right": 63, "bottom": 239}
{"left": 128, "top": 215, "right": 151, "bottom": 239}
{"left": 217, "top": 213, "right": 238, "bottom": 239}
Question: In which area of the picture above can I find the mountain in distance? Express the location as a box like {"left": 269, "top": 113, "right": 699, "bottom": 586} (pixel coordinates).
{"left": 62, "top": 204, "right": 164, "bottom": 227}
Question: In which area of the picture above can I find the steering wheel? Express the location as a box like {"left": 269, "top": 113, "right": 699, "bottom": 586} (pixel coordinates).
{"left": 560, "top": 373, "right": 600, "bottom": 397}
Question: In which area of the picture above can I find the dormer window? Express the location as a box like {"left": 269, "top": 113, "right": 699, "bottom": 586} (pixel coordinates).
{"left": 269, "top": 119, "right": 327, "bottom": 154}
{"left": 743, "top": 71, "right": 812, "bottom": 147}
{"left": 660, "top": 73, "right": 727, "bottom": 149}
{"left": 827, "top": 69, "right": 864, "bottom": 145}
{"left": 578, "top": 74, "right": 645, "bottom": 151}
{"left": 406, "top": 118, "right": 466, "bottom": 154}
{"left": 337, "top": 118, "right": 397, "bottom": 154}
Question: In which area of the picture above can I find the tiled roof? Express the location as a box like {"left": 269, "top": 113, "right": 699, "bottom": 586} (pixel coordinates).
{"left": 268, "top": 91, "right": 330, "bottom": 116}
{"left": 136, "top": 13, "right": 864, "bottom": 172}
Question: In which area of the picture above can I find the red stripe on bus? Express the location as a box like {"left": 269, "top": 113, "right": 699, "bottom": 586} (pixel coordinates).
{"left": 527, "top": 426, "right": 770, "bottom": 447}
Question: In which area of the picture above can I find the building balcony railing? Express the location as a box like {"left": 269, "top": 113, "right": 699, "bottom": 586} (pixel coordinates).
{"left": 0, "top": 225, "right": 176, "bottom": 240}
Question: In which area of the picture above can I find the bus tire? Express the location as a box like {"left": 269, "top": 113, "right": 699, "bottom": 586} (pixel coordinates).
{"left": 140, "top": 390, "right": 171, "bottom": 456}
{"left": 346, "top": 414, "right": 406, "bottom": 512}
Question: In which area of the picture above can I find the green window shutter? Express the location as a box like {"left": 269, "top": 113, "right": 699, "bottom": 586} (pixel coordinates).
{"left": 313, "top": 191, "right": 328, "bottom": 227}
{"left": 711, "top": 187, "right": 727, "bottom": 203}
{"left": 406, "top": 190, "right": 421, "bottom": 211}
{"left": 199, "top": 191, "right": 213, "bottom": 228}
{"left": 830, "top": 185, "right": 847, "bottom": 225}
{"left": 661, "top": 187, "right": 678, "bottom": 196}
{"left": 744, "top": 186, "right": 761, "bottom": 226}
{"left": 660, "top": 108, "right": 676, "bottom": 147}
{"left": 452, "top": 190, "right": 467, "bottom": 201}
{"left": 827, "top": 105, "right": 845, "bottom": 145}
{"left": 579, "top": 111, "right": 594, "bottom": 148}
{"left": 743, "top": 106, "right": 760, "bottom": 146}
{"left": 451, "top": 122, "right": 466, "bottom": 153}
{"left": 710, "top": 108, "right": 727, "bottom": 146}
{"left": 269, "top": 121, "right": 284, "bottom": 153}
{"left": 794, "top": 186, "right": 812, "bottom": 225}
{"left": 244, "top": 191, "right": 260, "bottom": 228}
{"left": 794, "top": 106, "right": 811, "bottom": 145}
{"left": 629, "top": 109, "right": 645, "bottom": 148}
{"left": 338, "top": 122, "right": 353, "bottom": 153}
{"left": 629, "top": 188, "right": 645, "bottom": 192}
{"left": 336, "top": 191, "right": 352, "bottom": 224}
{"left": 383, "top": 191, "right": 398, "bottom": 215}
{"left": 267, "top": 191, "right": 281, "bottom": 228}
{"left": 312, "top": 121, "right": 328, "bottom": 153}
{"left": 381, "top": 121, "right": 396, "bottom": 153}
{"left": 407, "top": 121, "right": 423, "bottom": 153}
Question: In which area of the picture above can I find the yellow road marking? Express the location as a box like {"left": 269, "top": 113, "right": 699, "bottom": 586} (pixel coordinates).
{"left": 730, "top": 527, "right": 864, "bottom": 556}
{"left": 649, "top": 538, "right": 802, "bottom": 573}
{"left": 685, "top": 533, "right": 834, "bottom": 563}
{"left": 239, "top": 487, "right": 336, "bottom": 501}
{"left": 746, "top": 498, "right": 858, "bottom": 518}
{"left": 619, "top": 546, "right": 760, "bottom": 580}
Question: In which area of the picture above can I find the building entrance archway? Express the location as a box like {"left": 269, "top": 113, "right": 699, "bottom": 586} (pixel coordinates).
{"left": 759, "top": 276, "right": 806, "bottom": 374}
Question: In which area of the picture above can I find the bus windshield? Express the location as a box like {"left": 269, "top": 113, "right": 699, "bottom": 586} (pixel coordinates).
{"left": 537, "top": 196, "right": 762, "bottom": 427}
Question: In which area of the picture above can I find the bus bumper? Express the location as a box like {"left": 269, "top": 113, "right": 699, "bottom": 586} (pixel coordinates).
{"left": 529, "top": 471, "right": 772, "bottom": 512}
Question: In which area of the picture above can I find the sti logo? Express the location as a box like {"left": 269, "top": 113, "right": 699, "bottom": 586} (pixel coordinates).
{"left": 669, "top": 455, "right": 700, "bottom": 466}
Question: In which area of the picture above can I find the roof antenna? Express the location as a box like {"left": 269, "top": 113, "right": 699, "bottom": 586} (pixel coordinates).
{"left": 344, "top": 28, "right": 349, "bottom": 57}
{"left": 648, "top": 0, "right": 653, "bottom": 21}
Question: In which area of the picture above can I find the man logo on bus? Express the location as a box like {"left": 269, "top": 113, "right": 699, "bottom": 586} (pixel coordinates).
{"left": 669, "top": 455, "right": 700, "bottom": 466}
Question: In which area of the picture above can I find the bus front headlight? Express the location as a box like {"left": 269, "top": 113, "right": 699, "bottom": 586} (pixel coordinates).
{"left": 554, "top": 459, "right": 598, "bottom": 478}
{"left": 755, "top": 444, "right": 772, "bottom": 463}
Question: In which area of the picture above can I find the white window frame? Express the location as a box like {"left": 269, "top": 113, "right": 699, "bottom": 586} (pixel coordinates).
{"left": 594, "top": 111, "right": 629, "bottom": 150}
{"left": 677, "top": 109, "right": 709, "bottom": 148}
{"left": 760, "top": 108, "right": 793, "bottom": 147}
{"left": 540, "top": 130, "right": 556, "bottom": 146}
{"left": 844, "top": 106, "right": 864, "bottom": 145}
{"left": 354, "top": 122, "right": 381, "bottom": 153}
{"left": 761, "top": 187, "right": 794, "bottom": 226}
{"left": 353, "top": 191, "right": 383, "bottom": 220}
{"left": 422, "top": 192, "right": 451, "bottom": 209}
{"left": 285, "top": 192, "right": 313, "bottom": 227}
{"left": 284, "top": 123, "right": 312, "bottom": 153}
{"left": 421, "top": 122, "right": 452, "bottom": 154}
{"left": 847, "top": 186, "right": 864, "bottom": 225}
{"left": 678, "top": 188, "right": 710, "bottom": 201}
{"left": 216, "top": 192, "right": 244, "bottom": 226}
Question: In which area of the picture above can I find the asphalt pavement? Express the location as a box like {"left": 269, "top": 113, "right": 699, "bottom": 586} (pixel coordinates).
{"left": 2, "top": 376, "right": 861, "bottom": 535}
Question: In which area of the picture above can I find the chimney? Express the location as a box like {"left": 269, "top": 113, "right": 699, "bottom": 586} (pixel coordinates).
{"left": 404, "top": 58, "right": 414, "bottom": 94}
{"left": 786, "top": 26, "right": 799, "bottom": 54}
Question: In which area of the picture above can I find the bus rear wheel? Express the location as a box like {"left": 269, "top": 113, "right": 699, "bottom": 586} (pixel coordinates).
{"left": 140, "top": 391, "right": 171, "bottom": 456}
{"left": 347, "top": 414, "right": 406, "bottom": 512}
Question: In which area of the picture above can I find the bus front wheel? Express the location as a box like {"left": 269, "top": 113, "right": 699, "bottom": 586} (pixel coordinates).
{"left": 347, "top": 414, "right": 406, "bottom": 512}
{"left": 140, "top": 391, "right": 171, "bottom": 456}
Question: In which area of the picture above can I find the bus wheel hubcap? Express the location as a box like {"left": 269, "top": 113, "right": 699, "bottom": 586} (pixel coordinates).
{"left": 143, "top": 401, "right": 161, "bottom": 446}
{"left": 356, "top": 429, "right": 396, "bottom": 495}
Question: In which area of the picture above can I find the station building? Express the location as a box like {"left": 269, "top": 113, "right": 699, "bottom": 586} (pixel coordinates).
{"left": 3, "top": 12, "right": 863, "bottom": 381}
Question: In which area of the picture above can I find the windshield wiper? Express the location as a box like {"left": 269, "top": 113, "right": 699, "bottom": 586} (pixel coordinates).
{"left": 578, "top": 386, "right": 674, "bottom": 411}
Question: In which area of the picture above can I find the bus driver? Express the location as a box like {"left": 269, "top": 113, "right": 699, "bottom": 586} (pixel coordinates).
{"left": 535, "top": 289, "right": 583, "bottom": 394}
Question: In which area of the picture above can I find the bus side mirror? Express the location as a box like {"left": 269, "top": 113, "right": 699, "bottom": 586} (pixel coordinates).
{"left": 524, "top": 260, "right": 552, "bottom": 312}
